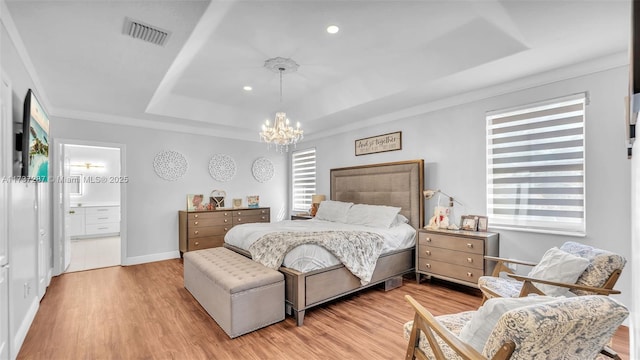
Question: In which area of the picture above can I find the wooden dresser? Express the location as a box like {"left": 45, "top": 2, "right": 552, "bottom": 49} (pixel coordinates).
{"left": 416, "top": 228, "right": 499, "bottom": 288}
{"left": 179, "top": 207, "right": 270, "bottom": 253}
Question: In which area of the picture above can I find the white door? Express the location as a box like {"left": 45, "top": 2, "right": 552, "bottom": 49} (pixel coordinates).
{"left": 54, "top": 143, "right": 72, "bottom": 274}
{"left": 1, "top": 69, "right": 12, "bottom": 360}
{"left": 36, "top": 183, "right": 50, "bottom": 299}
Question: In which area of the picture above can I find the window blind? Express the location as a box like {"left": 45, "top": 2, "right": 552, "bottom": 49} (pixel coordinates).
{"left": 291, "top": 148, "right": 316, "bottom": 212}
{"left": 486, "top": 93, "right": 586, "bottom": 235}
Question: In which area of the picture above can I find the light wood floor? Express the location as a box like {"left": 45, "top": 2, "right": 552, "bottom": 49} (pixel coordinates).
{"left": 18, "top": 259, "right": 629, "bottom": 359}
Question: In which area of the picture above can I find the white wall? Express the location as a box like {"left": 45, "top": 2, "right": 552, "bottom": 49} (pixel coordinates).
{"left": 303, "top": 66, "right": 632, "bottom": 310}
{"left": 51, "top": 118, "right": 288, "bottom": 263}
{"left": 66, "top": 145, "right": 120, "bottom": 206}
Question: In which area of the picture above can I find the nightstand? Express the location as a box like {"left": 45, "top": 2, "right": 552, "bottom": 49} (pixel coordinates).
{"left": 291, "top": 215, "right": 313, "bottom": 220}
{"left": 416, "top": 228, "right": 499, "bottom": 288}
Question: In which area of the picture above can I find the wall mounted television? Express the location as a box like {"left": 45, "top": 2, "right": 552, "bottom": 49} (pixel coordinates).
{"left": 21, "top": 89, "right": 49, "bottom": 181}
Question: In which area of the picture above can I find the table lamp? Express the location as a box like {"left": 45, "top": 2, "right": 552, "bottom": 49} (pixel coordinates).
{"left": 310, "top": 194, "right": 326, "bottom": 217}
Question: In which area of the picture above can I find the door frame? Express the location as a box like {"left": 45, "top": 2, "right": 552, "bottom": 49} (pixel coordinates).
{"left": 52, "top": 139, "right": 127, "bottom": 275}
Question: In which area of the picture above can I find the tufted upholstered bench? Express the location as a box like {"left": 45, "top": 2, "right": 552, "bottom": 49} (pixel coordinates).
{"left": 183, "top": 247, "right": 284, "bottom": 338}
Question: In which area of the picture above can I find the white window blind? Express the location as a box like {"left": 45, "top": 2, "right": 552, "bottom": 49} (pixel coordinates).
{"left": 291, "top": 148, "right": 316, "bottom": 212}
{"left": 486, "top": 93, "right": 586, "bottom": 236}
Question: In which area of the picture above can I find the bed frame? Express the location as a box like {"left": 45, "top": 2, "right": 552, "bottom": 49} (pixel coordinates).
{"left": 226, "top": 159, "right": 424, "bottom": 326}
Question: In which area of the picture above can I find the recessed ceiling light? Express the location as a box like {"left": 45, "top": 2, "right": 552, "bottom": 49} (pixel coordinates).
{"left": 243, "top": 86, "right": 253, "bottom": 91}
{"left": 326, "top": 25, "right": 339, "bottom": 34}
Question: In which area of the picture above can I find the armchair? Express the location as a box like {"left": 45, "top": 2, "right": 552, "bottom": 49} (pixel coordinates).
{"left": 403, "top": 295, "right": 629, "bottom": 360}
{"left": 478, "top": 241, "right": 625, "bottom": 303}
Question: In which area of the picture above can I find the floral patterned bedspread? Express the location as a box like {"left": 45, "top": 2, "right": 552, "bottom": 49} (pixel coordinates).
{"left": 248, "top": 231, "right": 385, "bottom": 285}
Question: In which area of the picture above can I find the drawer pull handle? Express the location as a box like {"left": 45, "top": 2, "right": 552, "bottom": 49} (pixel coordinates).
{"left": 97, "top": 227, "right": 108, "bottom": 230}
{"left": 237, "top": 218, "right": 242, "bottom": 222}
{"left": 467, "top": 272, "right": 473, "bottom": 277}
{"left": 425, "top": 250, "right": 431, "bottom": 255}
{"left": 467, "top": 258, "right": 473, "bottom": 263}
{"left": 194, "top": 221, "right": 198, "bottom": 225}
{"left": 425, "top": 237, "right": 431, "bottom": 242}
{"left": 467, "top": 243, "right": 473, "bottom": 249}
{"left": 224, "top": 227, "right": 228, "bottom": 231}
{"left": 195, "top": 241, "right": 200, "bottom": 246}
{"left": 224, "top": 219, "right": 228, "bottom": 223}
{"left": 194, "top": 214, "right": 199, "bottom": 218}
{"left": 98, "top": 217, "right": 108, "bottom": 220}
{"left": 238, "top": 212, "right": 242, "bottom": 215}
{"left": 194, "top": 231, "right": 199, "bottom": 235}
{"left": 224, "top": 212, "right": 228, "bottom": 216}
{"left": 69, "top": 210, "right": 75, "bottom": 214}
{"left": 261, "top": 216, "right": 266, "bottom": 220}
{"left": 425, "top": 263, "right": 431, "bottom": 269}
{"left": 97, "top": 209, "right": 108, "bottom": 212}
{"left": 261, "top": 210, "right": 266, "bottom": 214}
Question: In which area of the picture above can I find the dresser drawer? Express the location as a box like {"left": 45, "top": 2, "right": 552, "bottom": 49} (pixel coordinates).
{"left": 418, "top": 245, "right": 483, "bottom": 269}
{"left": 85, "top": 222, "right": 120, "bottom": 235}
{"left": 418, "top": 259, "right": 481, "bottom": 284}
{"left": 188, "top": 236, "right": 224, "bottom": 250}
{"left": 189, "top": 225, "right": 230, "bottom": 238}
{"left": 234, "top": 214, "right": 270, "bottom": 224}
{"left": 233, "top": 209, "right": 270, "bottom": 217}
{"left": 418, "top": 232, "right": 484, "bottom": 255}
{"left": 188, "top": 211, "right": 232, "bottom": 221}
{"left": 189, "top": 217, "right": 231, "bottom": 227}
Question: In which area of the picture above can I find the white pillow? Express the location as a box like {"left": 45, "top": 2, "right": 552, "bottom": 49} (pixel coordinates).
{"left": 458, "top": 296, "right": 556, "bottom": 353}
{"left": 314, "top": 200, "right": 353, "bottom": 223}
{"left": 345, "top": 204, "right": 401, "bottom": 229}
{"left": 527, "top": 247, "right": 591, "bottom": 296}
{"left": 391, "top": 214, "right": 409, "bottom": 227}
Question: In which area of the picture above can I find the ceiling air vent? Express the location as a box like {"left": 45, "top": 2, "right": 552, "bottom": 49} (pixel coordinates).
{"left": 123, "top": 17, "right": 170, "bottom": 46}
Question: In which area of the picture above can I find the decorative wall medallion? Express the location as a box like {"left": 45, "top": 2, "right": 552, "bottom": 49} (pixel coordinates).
{"left": 208, "top": 154, "right": 236, "bottom": 182}
{"left": 252, "top": 157, "right": 274, "bottom": 183}
{"left": 153, "top": 150, "right": 188, "bottom": 181}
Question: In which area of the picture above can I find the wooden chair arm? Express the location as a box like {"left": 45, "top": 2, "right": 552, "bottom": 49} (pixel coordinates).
{"left": 484, "top": 256, "right": 538, "bottom": 277}
{"left": 507, "top": 274, "right": 621, "bottom": 295}
{"left": 484, "top": 256, "right": 539, "bottom": 267}
{"left": 600, "top": 345, "right": 621, "bottom": 360}
{"left": 405, "top": 295, "right": 486, "bottom": 360}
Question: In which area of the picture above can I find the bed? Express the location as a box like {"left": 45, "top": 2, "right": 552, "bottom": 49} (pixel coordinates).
{"left": 224, "top": 159, "right": 424, "bottom": 325}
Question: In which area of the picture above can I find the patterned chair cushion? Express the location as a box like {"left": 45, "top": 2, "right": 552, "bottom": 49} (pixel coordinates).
{"left": 403, "top": 311, "right": 474, "bottom": 360}
{"left": 478, "top": 275, "right": 523, "bottom": 299}
{"left": 483, "top": 296, "right": 628, "bottom": 360}
{"left": 560, "top": 241, "right": 626, "bottom": 296}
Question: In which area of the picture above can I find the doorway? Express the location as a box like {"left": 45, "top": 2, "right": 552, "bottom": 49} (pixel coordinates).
{"left": 53, "top": 140, "right": 126, "bottom": 275}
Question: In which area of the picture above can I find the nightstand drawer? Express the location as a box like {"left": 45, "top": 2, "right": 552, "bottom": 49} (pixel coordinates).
{"left": 418, "top": 246, "right": 483, "bottom": 269}
{"left": 418, "top": 259, "right": 480, "bottom": 283}
{"left": 418, "top": 232, "right": 484, "bottom": 255}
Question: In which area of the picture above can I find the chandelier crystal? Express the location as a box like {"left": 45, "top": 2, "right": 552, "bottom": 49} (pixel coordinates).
{"left": 259, "top": 57, "right": 304, "bottom": 153}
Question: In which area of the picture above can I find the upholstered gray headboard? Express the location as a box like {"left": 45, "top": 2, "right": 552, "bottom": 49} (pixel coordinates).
{"left": 330, "top": 160, "right": 424, "bottom": 229}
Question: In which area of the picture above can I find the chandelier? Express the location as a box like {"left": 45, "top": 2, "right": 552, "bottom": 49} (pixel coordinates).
{"left": 259, "top": 57, "right": 304, "bottom": 153}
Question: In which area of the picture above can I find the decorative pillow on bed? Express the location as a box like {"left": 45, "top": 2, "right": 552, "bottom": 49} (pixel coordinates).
{"left": 314, "top": 200, "right": 353, "bottom": 223}
{"left": 345, "top": 204, "right": 401, "bottom": 228}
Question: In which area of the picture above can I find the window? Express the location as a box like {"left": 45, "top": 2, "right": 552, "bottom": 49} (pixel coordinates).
{"left": 291, "top": 148, "right": 316, "bottom": 212}
{"left": 486, "top": 93, "right": 586, "bottom": 236}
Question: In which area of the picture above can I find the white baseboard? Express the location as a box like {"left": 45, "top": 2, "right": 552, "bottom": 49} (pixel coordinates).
{"left": 124, "top": 251, "right": 180, "bottom": 266}
{"left": 11, "top": 297, "right": 39, "bottom": 360}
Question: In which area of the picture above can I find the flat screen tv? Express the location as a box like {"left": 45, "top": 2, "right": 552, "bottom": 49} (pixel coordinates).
{"left": 21, "top": 89, "right": 49, "bottom": 181}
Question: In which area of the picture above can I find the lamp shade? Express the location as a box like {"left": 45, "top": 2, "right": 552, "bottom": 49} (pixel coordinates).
{"left": 311, "top": 194, "right": 326, "bottom": 204}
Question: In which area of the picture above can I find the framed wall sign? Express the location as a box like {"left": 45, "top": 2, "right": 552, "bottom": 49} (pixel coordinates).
{"left": 355, "top": 131, "right": 402, "bottom": 156}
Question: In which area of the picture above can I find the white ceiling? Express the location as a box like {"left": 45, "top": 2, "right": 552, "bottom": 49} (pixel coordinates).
{"left": 3, "top": 0, "right": 631, "bottom": 141}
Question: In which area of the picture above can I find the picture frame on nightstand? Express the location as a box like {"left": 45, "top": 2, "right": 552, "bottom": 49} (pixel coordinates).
{"left": 460, "top": 215, "right": 478, "bottom": 231}
{"left": 477, "top": 216, "right": 488, "bottom": 232}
